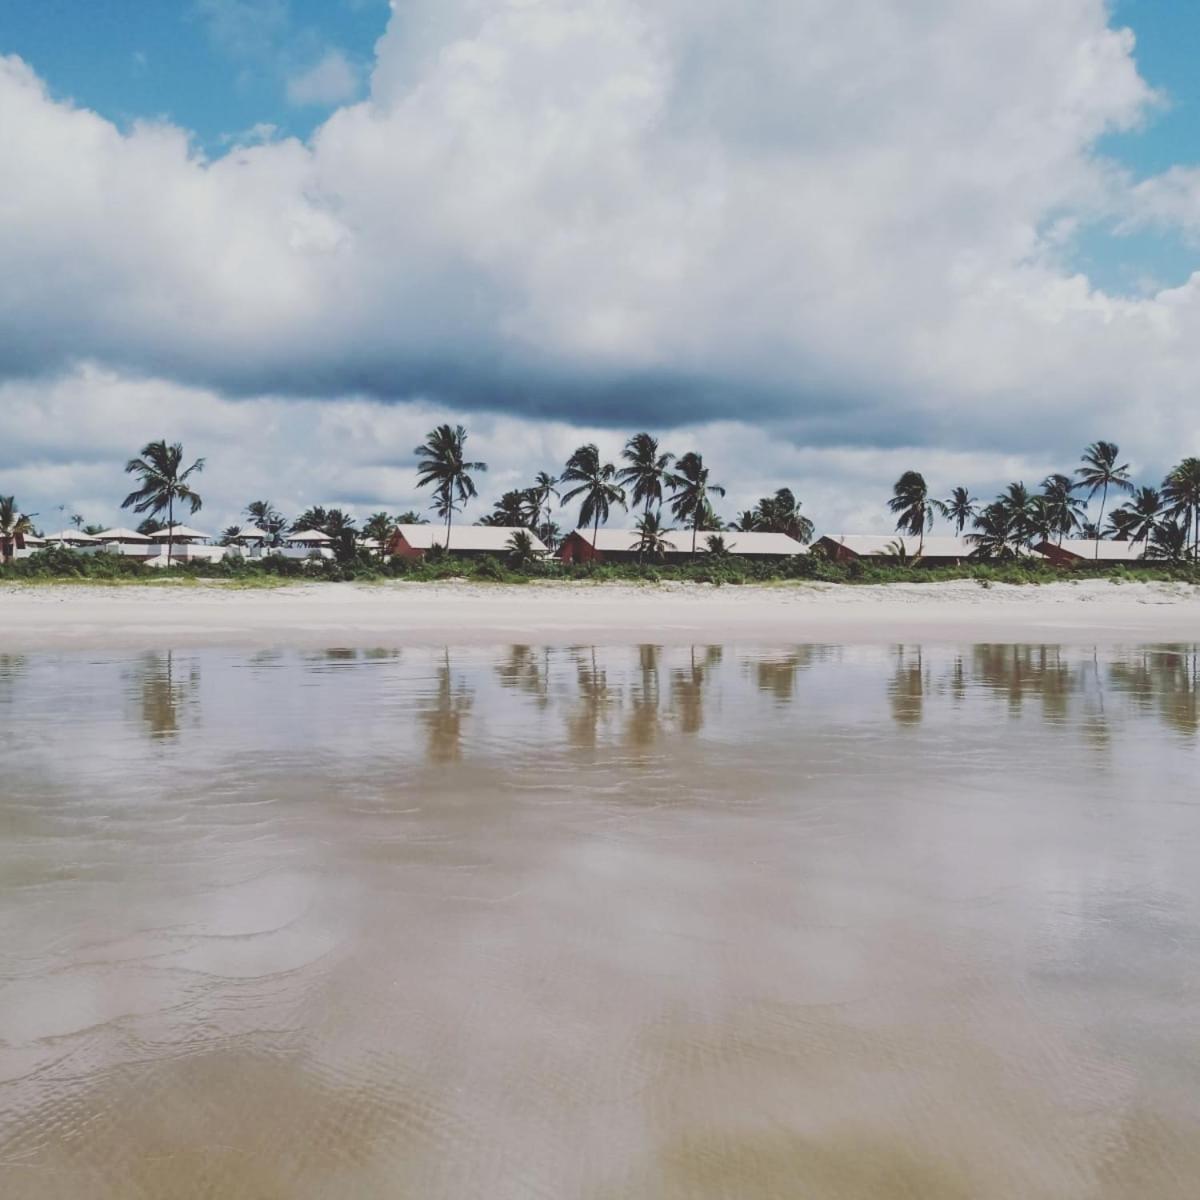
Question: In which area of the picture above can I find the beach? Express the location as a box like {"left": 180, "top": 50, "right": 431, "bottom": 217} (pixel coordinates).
{"left": 2, "top": 577, "right": 1197, "bottom": 650}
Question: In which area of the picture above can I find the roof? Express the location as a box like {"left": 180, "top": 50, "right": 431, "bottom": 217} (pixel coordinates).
{"left": 287, "top": 529, "right": 333, "bottom": 543}
{"left": 150, "top": 524, "right": 212, "bottom": 541}
{"left": 818, "top": 534, "right": 981, "bottom": 558}
{"left": 41, "top": 529, "right": 100, "bottom": 543}
{"left": 394, "top": 524, "right": 549, "bottom": 553}
{"left": 567, "top": 528, "right": 807, "bottom": 556}
{"left": 95, "top": 527, "right": 153, "bottom": 542}
{"left": 1038, "top": 539, "right": 1152, "bottom": 562}
{"left": 229, "top": 526, "right": 271, "bottom": 541}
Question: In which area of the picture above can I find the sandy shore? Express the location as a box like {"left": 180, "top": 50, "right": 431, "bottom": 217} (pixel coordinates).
{"left": 2, "top": 578, "right": 1198, "bottom": 650}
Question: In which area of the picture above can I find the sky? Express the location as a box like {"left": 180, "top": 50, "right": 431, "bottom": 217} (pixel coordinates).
{"left": 2, "top": 0, "right": 1200, "bottom": 536}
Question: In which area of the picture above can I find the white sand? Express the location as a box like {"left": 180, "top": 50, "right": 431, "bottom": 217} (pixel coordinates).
{"left": 2, "top": 578, "right": 1198, "bottom": 650}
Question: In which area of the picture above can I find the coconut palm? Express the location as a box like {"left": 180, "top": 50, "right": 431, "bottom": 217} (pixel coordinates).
{"left": 967, "top": 502, "right": 1017, "bottom": 559}
{"left": 219, "top": 525, "right": 243, "bottom": 546}
{"left": 667, "top": 452, "right": 726, "bottom": 555}
{"left": 888, "top": 471, "right": 932, "bottom": 552}
{"left": 528, "top": 472, "right": 560, "bottom": 531}
{"left": 361, "top": 512, "right": 397, "bottom": 560}
{"left": 704, "top": 534, "right": 731, "bottom": 558}
{"left": 394, "top": 511, "right": 428, "bottom": 525}
{"left": 997, "top": 482, "right": 1038, "bottom": 550}
{"left": 0, "top": 496, "right": 35, "bottom": 563}
{"left": 1104, "top": 508, "right": 1139, "bottom": 541}
{"left": 506, "top": 529, "right": 539, "bottom": 569}
{"left": 729, "top": 509, "right": 760, "bottom": 532}
{"left": 413, "top": 424, "right": 488, "bottom": 550}
{"left": 633, "top": 511, "right": 675, "bottom": 562}
{"left": 618, "top": 433, "right": 674, "bottom": 515}
{"left": 933, "top": 486, "right": 978, "bottom": 536}
{"left": 561, "top": 444, "right": 627, "bottom": 549}
{"left": 121, "top": 440, "right": 205, "bottom": 566}
{"left": 750, "top": 488, "right": 814, "bottom": 543}
{"left": 1146, "top": 518, "right": 1190, "bottom": 564}
{"left": 1038, "top": 473, "right": 1085, "bottom": 545}
{"left": 480, "top": 491, "right": 532, "bottom": 527}
{"left": 244, "top": 500, "right": 287, "bottom": 547}
{"left": 1162, "top": 457, "right": 1200, "bottom": 562}
{"left": 1117, "top": 486, "right": 1163, "bottom": 544}
{"left": 1075, "top": 441, "right": 1134, "bottom": 560}
{"left": 292, "top": 506, "right": 330, "bottom": 533}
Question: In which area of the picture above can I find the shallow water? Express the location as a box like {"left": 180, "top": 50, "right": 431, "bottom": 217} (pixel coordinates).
{"left": 1, "top": 642, "right": 1198, "bottom": 1199}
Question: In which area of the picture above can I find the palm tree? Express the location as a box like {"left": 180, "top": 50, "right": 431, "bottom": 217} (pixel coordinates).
{"left": 633, "top": 511, "right": 675, "bottom": 562}
{"left": 933, "top": 486, "right": 978, "bottom": 536}
{"left": 244, "top": 500, "right": 287, "bottom": 547}
{"left": 1104, "top": 508, "right": 1139, "bottom": 541}
{"left": 967, "top": 502, "right": 1016, "bottom": 559}
{"left": 394, "top": 510, "right": 428, "bottom": 525}
{"left": 1162, "top": 457, "right": 1200, "bottom": 562}
{"left": 121, "top": 441, "right": 205, "bottom": 566}
{"left": 751, "top": 487, "right": 814, "bottom": 543}
{"left": 888, "top": 471, "right": 931, "bottom": 553}
{"left": 704, "top": 534, "right": 731, "bottom": 558}
{"left": 361, "top": 512, "right": 397, "bottom": 560}
{"left": 413, "top": 424, "right": 488, "bottom": 551}
{"left": 997, "top": 482, "right": 1038, "bottom": 550}
{"left": 667, "top": 451, "right": 726, "bottom": 555}
{"left": 506, "top": 529, "right": 539, "bottom": 569}
{"left": 1076, "top": 441, "right": 1134, "bottom": 560}
{"left": 618, "top": 433, "right": 674, "bottom": 515}
{"left": 219, "top": 524, "right": 243, "bottom": 546}
{"left": 0, "top": 496, "right": 35, "bottom": 563}
{"left": 480, "top": 491, "right": 530, "bottom": 527}
{"left": 292, "top": 506, "right": 329, "bottom": 533}
{"left": 1147, "top": 518, "right": 1190, "bottom": 564}
{"left": 1119, "top": 486, "right": 1163, "bottom": 545}
{"left": 1038, "top": 473, "right": 1084, "bottom": 545}
{"left": 528, "top": 472, "right": 560, "bottom": 532}
{"left": 729, "top": 509, "right": 760, "bottom": 532}
{"left": 561, "top": 444, "right": 627, "bottom": 549}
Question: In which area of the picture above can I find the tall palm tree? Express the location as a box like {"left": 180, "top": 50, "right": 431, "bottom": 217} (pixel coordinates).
{"left": 1162, "top": 457, "right": 1200, "bottom": 562}
{"left": 362, "top": 512, "right": 397, "bottom": 560}
{"left": 967, "top": 502, "right": 1016, "bottom": 559}
{"left": 888, "top": 471, "right": 931, "bottom": 553}
{"left": 0, "top": 496, "right": 35, "bottom": 563}
{"left": 618, "top": 433, "right": 674, "bottom": 515}
{"left": 1104, "top": 508, "right": 1139, "bottom": 541}
{"left": 413, "top": 424, "right": 488, "bottom": 550}
{"left": 292, "top": 506, "right": 329, "bottom": 533}
{"left": 480, "top": 491, "right": 530, "bottom": 527}
{"left": 121, "top": 441, "right": 205, "bottom": 566}
{"left": 1147, "top": 518, "right": 1190, "bottom": 564}
{"left": 751, "top": 488, "right": 814, "bottom": 543}
{"left": 1113, "top": 486, "right": 1162, "bottom": 544}
{"left": 667, "top": 452, "right": 727, "bottom": 555}
{"left": 633, "top": 511, "right": 675, "bottom": 562}
{"left": 561, "top": 444, "right": 627, "bottom": 549}
{"left": 528, "top": 472, "right": 560, "bottom": 532}
{"left": 933, "top": 486, "right": 978, "bottom": 536}
{"left": 1039, "top": 473, "right": 1085, "bottom": 545}
{"left": 998, "top": 482, "right": 1038, "bottom": 550}
{"left": 1076, "top": 441, "right": 1133, "bottom": 560}
{"left": 244, "top": 500, "right": 287, "bottom": 547}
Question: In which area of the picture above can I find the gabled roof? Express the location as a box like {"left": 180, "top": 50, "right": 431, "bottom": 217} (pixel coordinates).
{"left": 42, "top": 529, "right": 100, "bottom": 543}
{"left": 567, "top": 528, "right": 806, "bottom": 556}
{"left": 95, "top": 527, "right": 153, "bottom": 542}
{"left": 818, "top": 534, "right": 980, "bottom": 558}
{"left": 394, "top": 524, "right": 549, "bottom": 553}
{"left": 1038, "top": 539, "right": 1151, "bottom": 562}
{"left": 229, "top": 526, "right": 272, "bottom": 541}
{"left": 287, "top": 529, "right": 333, "bottom": 543}
{"left": 150, "top": 524, "right": 211, "bottom": 541}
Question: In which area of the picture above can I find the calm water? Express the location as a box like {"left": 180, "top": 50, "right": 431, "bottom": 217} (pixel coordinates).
{"left": 1, "top": 643, "right": 1198, "bottom": 1199}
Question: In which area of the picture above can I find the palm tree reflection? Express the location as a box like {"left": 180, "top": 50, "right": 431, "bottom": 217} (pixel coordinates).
{"left": 421, "top": 650, "right": 474, "bottom": 764}
{"left": 134, "top": 651, "right": 199, "bottom": 740}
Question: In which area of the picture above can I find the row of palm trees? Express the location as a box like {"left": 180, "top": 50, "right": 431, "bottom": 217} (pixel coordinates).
{"left": 889, "top": 443, "right": 1200, "bottom": 563}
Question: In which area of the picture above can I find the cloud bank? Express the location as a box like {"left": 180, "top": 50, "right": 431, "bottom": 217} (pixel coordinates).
{"left": 1, "top": 0, "right": 1198, "bottom": 530}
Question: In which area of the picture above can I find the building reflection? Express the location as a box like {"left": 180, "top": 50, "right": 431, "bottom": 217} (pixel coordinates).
{"left": 752, "top": 648, "right": 821, "bottom": 703}
{"left": 494, "top": 646, "right": 552, "bottom": 710}
{"left": 1110, "top": 645, "right": 1200, "bottom": 737}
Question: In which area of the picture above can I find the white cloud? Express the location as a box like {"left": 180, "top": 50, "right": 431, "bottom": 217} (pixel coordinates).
{"left": 286, "top": 49, "right": 360, "bottom": 107}
{"left": 1, "top": 0, "right": 1199, "bottom": 528}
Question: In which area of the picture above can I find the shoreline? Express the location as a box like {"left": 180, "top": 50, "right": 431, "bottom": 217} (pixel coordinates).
{"left": 2, "top": 578, "right": 1198, "bottom": 651}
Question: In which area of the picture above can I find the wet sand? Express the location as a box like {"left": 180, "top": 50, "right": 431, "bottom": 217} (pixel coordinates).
{"left": 1, "top": 577, "right": 1198, "bottom": 650}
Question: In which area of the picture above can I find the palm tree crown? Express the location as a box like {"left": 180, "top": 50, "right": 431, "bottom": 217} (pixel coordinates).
{"left": 0, "top": 496, "right": 35, "bottom": 562}
{"left": 618, "top": 433, "right": 674, "bottom": 515}
{"left": 1162, "top": 457, "right": 1200, "bottom": 562}
{"left": 413, "top": 424, "right": 487, "bottom": 549}
{"left": 1038, "top": 473, "right": 1084, "bottom": 545}
{"left": 244, "top": 500, "right": 287, "bottom": 547}
{"left": 122, "top": 441, "right": 204, "bottom": 566}
{"left": 933, "top": 486, "right": 978, "bottom": 536}
{"left": 633, "top": 511, "right": 675, "bottom": 562}
{"left": 561, "top": 444, "right": 627, "bottom": 546}
{"left": 748, "top": 487, "right": 814, "bottom": 543}
{"left": 1076, "top": 441, "right": 1134, "bottom": 559}
{"left": 888, "top": 471, "right": 932, "bottom": 552}
{"left": 667, "top": 451, "right": 726, "bottom": 555}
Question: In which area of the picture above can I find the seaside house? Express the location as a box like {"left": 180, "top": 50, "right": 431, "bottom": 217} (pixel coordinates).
{"left": 146, "top": 525, "right": 227, "bottom": 565}
{"left": 1034, "top": 539, "right": 1152, "bottom": 567}
{"left": 388, "top": 524, "right": 549, "bottom": 560}
{"left": 41, "top": 529, "right": 101, "bottom": 548}
{"left": 558, "top": 528, "right": 807, "bottom": 563}
{"left": 93, "top": 527, "right": 156, "bottom": 558}
{"left": 814, "top": 534, "right": 989, "bottom": 567}
{"left": 283, "top": 530, "right": 336, "bottom": 560}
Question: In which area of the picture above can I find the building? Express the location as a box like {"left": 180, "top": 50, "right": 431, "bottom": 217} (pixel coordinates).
{"left": 815, "top": 534, "right": 985, "bottom": 566}
{"left": 558, "top": 527, "right": 807, "bottom": 564}
{"left": 387, "top": 524, "right": 549, "bottom": 559}
{"left": 1035, "top": 539, "right": 1152, "bottom": 567}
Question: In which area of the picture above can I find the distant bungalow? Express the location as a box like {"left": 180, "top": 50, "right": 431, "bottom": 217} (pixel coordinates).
{"left": 558, "top": 528, "right": 807, "bottom": 564}
{"left": 387, "top": 524, "right": 549, "bottom": 559}
{"left": 1035, "top": 539, "right": 1150, "bottom": 567}
{"left": 815, "top": 534, "right": 986, "bottom": 567}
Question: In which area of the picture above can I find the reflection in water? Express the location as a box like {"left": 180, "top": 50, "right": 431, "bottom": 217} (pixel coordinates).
{"left": 1, "top": 642, "right": 1199, "bottom": 1199}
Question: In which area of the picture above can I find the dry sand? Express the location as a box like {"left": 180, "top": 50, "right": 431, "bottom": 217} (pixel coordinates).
{"left": 2, "top": 578, "right": 1198, "bottom": 650}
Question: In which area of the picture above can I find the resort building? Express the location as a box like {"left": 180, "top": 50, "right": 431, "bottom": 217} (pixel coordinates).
{"left": 558, "top": 528, "right": 807, "bottom": 564}
{"left": 815, "top": 534, "right": 984, "bottom": 566}
{"left": 1035, "top": 539, "right": 1153, "bottom": 567}
{"left": 387, "top": 524, "right": 549, "bottom": 559}
{"left": 40, "top": 529, "right": 101, "bottom": 548}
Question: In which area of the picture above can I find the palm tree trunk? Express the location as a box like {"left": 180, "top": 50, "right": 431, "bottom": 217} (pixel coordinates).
{"left": 692, "top": 513, "right": 698, "bottom": 557}
{"left": 592, "top": 508, "right": 601, "bottom": 565}
{"left": 167, "top": 495, "right": 174, "bottom": 567}
{"left": 1094, "top": 483, "right": 1107, "bottom": 559}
